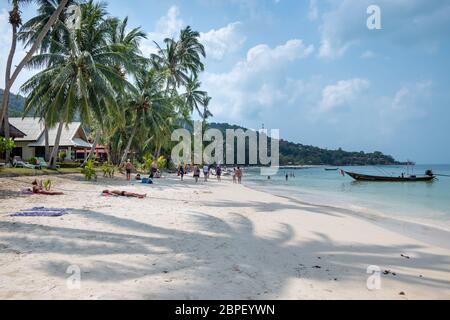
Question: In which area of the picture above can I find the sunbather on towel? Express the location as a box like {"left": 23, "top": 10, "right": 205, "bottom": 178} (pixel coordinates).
{"left": 27, "top": 180, "right": 64, "bottom": 196}
{"left": 102, "top": 190, "right": 146, "bottom": 199}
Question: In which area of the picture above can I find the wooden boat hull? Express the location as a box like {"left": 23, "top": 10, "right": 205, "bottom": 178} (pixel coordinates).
{"left": 344, "top": 171, "right": 436, "bottom": 182}
{"left": 325, "top": 168, "right": 339, "bottom": 171}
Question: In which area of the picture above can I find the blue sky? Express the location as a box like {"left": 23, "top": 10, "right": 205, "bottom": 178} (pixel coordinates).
{"left": 1, "top": 0, "right": 449, "bottom": 163}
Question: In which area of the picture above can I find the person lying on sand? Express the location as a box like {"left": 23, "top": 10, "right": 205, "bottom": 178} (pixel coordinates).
{"left": 27, "top": 180, "right": 64, "bottom": 196}
{"left": 102, "top": 190, "right": 146, "bottom": 199}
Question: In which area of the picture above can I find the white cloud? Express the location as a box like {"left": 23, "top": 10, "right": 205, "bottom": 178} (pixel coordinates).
{"left": 318, "top": 78, "right": 370, "bottom": 112}
{"left": 141, "top": 6, "right": 246, "bottom": 62}
{"left": 202, "top": 39, "right": 314, "bottom": 120}
{"left": 140, "top": 6, "right": 184, "bottom": 57}
{"left": 200, "top": 22, "right": 246, "bottom": 61}
{"left": 389, "top": 80, "right": 431, "bottom": 114}
{"left": 318, "top": 0, "right": 450, "bottom": 59}
{"left": 360, "top": 50, "right": 376, "bottom": 59}
{"left": 378, "top": 80, "right": 433, "bottom": 135}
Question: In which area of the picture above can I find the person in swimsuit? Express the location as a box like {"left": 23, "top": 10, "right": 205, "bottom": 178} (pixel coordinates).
{"left": 28, "top": 180, "right": 64, "bottom": 196}
{"left": 193, "top": 165, "right": 201, "bottom": 183}
{"left": 179, "top": 165, "right": 185, "bottom": 181}
{"left": 125, "top": 159, "right": 134, "bottom": 181}
{"left": 102, "top": 190, "right": 146, "bottom": 199}
{"left": 236, "top": 167, "right": 243, "bottom": 184}
{"left": 216, "top": 166, "right": 222, "bottom": 182}
{"left": 203, "top": 165, "right": 209, "bottom": 182}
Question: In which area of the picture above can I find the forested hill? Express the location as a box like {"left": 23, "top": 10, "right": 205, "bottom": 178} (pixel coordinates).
{"left": 0, "top": 89, "right": 27, "bottom": 117}
{"left": 208, "top": 122, "right": 403, "bottom": 166}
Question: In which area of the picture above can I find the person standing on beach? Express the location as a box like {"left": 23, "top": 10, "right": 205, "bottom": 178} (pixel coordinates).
{"left": 216, "top": 166, "right": 222, "bottom": 182}
{"left": 203, "top": 164, "right": 209, "bottom": 182}
{"left": 179, "top": 165, "right": 185, "bottom": 181}
{"left": 193, "top": 165, "right": 200, "bottom": 183}
{"left": 236, "top": 167, "right": 243, "bottom": 184}
{"left": 232, "top": 168, "right": 237, "bottom": 184}
{"left": 125, "top": 160, "right": 134, "bottom": 181}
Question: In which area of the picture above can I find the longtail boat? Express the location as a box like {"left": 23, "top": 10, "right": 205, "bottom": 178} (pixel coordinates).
{"left": 343, "top": 170, "right": 436, "bottom": 182}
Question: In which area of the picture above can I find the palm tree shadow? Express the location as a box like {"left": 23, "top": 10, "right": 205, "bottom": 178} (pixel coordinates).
{"left": 1, "top": 208, "right": 449, "bottom": 299}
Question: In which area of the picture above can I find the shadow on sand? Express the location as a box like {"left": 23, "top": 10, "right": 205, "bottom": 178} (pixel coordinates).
{"left": 1, "top": 198, "right": 449, "bottom": 298}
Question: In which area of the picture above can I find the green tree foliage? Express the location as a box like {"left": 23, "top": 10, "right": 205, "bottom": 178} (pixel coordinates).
{"left": 209, "top": 123, "right": 403, "bottom": 166}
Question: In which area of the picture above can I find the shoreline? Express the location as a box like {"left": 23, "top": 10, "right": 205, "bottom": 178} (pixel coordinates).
{"left": 244, "top": 181, "right": 450, "bottom": 249}
{"left": 1, "top": 173, "right": 449, "bottom": 299}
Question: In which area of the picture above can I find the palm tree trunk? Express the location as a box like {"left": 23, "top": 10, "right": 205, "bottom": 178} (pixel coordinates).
{"left": 1, "top": 14, "right": 17, "bottom": 163}
{"left": 0, "top": 0, "right": 70, "bottom": 128}
{"left": 82, "top": 128, "right": 101, "bottom": 166}
{"left": 48, "top": 120, "right": 64, "bottom": 169}
{"left": 120, "top": 121, "right": 139, "bottom": 167}
{"left": 154, "top": 144, "right": 162, "bottom": 159}
{"left": 44, "top": 124, "right": 50, "bottom": 161}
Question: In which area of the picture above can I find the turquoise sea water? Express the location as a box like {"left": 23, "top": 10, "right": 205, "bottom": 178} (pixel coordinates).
{"left": 243, "top": 165, "right": 450, "bottom": 228}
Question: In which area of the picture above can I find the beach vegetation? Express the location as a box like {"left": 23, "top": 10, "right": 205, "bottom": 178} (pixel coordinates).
{"left": 81, "top": 159, "right": 97, "bottom": 181}
{"left": 101, "top": 163, "right": 115, "bottom": 178}
{"left": 0, "top": 137, "right": 15, "bottom": 155}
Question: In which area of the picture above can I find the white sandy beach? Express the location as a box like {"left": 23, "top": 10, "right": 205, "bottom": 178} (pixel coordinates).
{"left": 0, "top": 173, "right": 449, "bottom": 300}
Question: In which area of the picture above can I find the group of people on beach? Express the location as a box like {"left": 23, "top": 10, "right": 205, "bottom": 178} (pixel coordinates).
{"left": 23, "top": 159, "right": 243, "bottom": 200}
{"left": 124, "top": 159, "right": 160, "bottom": 182}
{"left": 177, "top": 164, "right": 243, "bottom": 184}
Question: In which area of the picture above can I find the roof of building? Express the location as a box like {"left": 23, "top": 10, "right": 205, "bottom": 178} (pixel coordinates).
{"left": 1, "top": 122, "right": 26, "bottom": 139}
{"left": 9, "top": 118, "right": 44, "bottom": 142}
{"left": 9, "top": 118, "right": 92, "bottom": 148}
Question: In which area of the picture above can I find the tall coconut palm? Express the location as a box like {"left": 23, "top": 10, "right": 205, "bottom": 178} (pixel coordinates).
{"left": 0, "top": 0, "right": 70, "bottom": 154}
{"left": 201, "top": 95, "right": 213, "bottom": 125}
{"left": 21, "top": 1, "right": 130, "bottom": 168}
{"left": 119, "top": 68, "right": 168, "bottom": 166}
{"left": 18, "top": 0, "right": 77, "bottom": 161}
{"left": 151, "top": 26, "right": 205, "bottom": 95}
{"left": 1, "top": 0, "right": 32, "bottom": 161}
{"left": 177, "top": 26, "right": 205, "bottom": 77}
{"left": 80, "top": 16, "right": 147, "bottom": 165}
{"left": 19, "top": 0, "right": 79, "bottom": 53}
{"left": 182, "top": 75, "right": 206, "bottom": 118}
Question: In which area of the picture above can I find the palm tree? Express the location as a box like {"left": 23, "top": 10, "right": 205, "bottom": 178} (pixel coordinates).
{"left": 81, "top": 16, "right": 147, "bottom": 165}
{"left": 200, "top": 95, "right": 213, "bottom": 125}
{"left": 177, "top": 26, "right": 205, "bottom": 77}
{"left": 182, "top": 76, "right": 207, "bottom": 118}
{"left": 18, "top": 0, "right": 77, "bottom": 162}
{"left": 0, "top": 0, "right": 70, "bottom": 156}
{"left": 19, "top": 0, "right": 79, "bottom": 53}
{"left": 21, "top": 1, "right": 129, "bottom": 168}
{"left": 151, "top": 26, "right": 205, "bottom": 95}
{"left": 118, "top": 68, "right": 168, "bottom": 166}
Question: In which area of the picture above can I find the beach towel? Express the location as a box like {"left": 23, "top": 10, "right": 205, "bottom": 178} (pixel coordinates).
{"left": 11, "top": 207, "right": 69, "bottom": 217}
{"left": 141, "top": 178, "right": 153, "bottom": 185}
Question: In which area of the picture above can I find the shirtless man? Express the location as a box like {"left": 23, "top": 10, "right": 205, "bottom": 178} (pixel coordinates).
{"left": 125, "top": 159, "right": 134, "bottom": 181}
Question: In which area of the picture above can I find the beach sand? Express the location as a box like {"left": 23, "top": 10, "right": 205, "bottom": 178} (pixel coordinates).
{"left": 0, "top": 173, "right": 449, "bottom": 300}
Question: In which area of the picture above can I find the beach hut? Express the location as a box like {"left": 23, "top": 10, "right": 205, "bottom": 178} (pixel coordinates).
{"left": 8, "top": 117, "right": 92, "bottom": 161}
